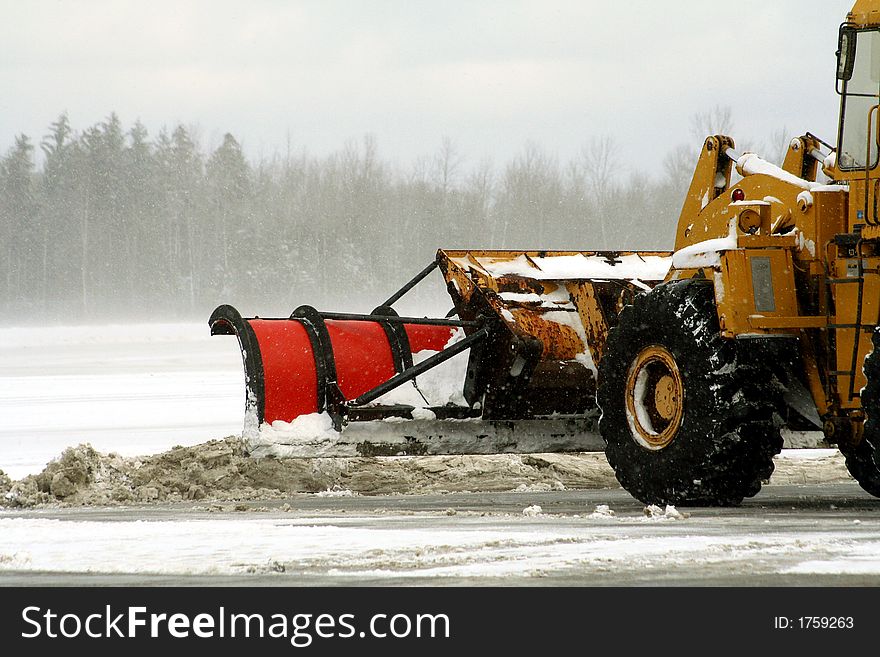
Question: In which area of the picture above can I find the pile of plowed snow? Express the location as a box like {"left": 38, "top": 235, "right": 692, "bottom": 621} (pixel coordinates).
{"left": 0, "top": 439, "right": 854, "bottom": 508}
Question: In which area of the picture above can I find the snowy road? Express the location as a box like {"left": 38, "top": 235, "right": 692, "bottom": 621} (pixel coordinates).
{"left": 2, "top": 484, "right": 880, "bottom": 586}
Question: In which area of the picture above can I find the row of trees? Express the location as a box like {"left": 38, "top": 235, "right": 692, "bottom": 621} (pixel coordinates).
{"left": 0, "top": 109, "right": 787, "bottom": 323}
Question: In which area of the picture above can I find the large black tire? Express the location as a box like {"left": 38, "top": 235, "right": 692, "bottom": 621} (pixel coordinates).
{"left": 597, "top": 279, "right": 784, "bottom": 506}
{"left": 845, "top": 328, "right": 880, "bottom": 496}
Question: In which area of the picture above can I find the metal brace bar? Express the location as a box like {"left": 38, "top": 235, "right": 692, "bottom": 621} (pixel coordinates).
{"left": 319, "top": 311, "right": 479, "bottom": 328}
{"left": 379, "top": 260, "right": 439, "bottom": 309}
{"left": 350, "top": 327, "right": 490, "bottom": 407}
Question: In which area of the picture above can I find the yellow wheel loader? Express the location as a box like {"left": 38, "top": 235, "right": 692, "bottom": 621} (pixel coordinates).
{"left": 211, "top": 0, "right": 880, "bottom": 505}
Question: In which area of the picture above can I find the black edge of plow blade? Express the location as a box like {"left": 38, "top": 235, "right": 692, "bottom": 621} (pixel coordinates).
{"left": 209, "top": 304, "right": 266, "bottom": 425}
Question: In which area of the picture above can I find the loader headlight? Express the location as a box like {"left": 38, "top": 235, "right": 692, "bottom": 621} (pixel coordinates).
{"left": 738, "top": 209, "right": 762, "bottom": 235}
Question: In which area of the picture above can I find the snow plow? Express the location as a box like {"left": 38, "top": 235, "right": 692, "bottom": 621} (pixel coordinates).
{"left": 213, "top": 0, "right": 880, "bottom": 505}
{"left": 209, "top": 250, "right": 670, "bottom": 458}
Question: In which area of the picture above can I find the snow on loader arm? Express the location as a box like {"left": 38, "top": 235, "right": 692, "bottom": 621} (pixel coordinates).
{"left": 210, "top": 250, "right": 672, "bottom": 458}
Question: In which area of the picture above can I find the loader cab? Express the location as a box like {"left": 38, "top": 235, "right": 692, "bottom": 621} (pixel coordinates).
{"left": 836, "top": 25, "right": 880, "bottom": 171}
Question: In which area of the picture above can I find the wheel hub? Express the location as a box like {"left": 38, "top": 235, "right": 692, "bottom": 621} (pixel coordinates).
{"left": 654, "top": 375, "right": 679, "bottom": 420}
{"left": 625, "top": 345, "right": 684, "bottom": 450}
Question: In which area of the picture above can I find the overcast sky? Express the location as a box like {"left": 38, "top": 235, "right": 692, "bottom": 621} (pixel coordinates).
{"left": 0, "top": 0, "right": 858, "bottom": 175}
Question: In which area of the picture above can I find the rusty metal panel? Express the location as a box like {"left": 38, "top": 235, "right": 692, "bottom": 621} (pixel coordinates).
{"left": 567, "top": 282, "right": 610, "bottom": 367}
{"left": 437, "top": 249, "right": 673, "bottom": 379}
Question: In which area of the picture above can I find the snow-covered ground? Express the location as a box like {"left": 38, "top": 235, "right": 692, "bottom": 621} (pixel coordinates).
{"left": 0, "top": 323, "right": 245, "bottom": 479}
{"left": 1, "top": 323, "right": 876, "bottom": 585}
{"left": 0, "top": 514, "right": 828, "bottom": 578}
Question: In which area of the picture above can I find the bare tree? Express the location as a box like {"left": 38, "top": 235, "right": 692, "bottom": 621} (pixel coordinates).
{"left": 690, "top": 105, "right": 734, "bottom": 139}
{"left": 464, "top": 157, "right": 494, "bottom": 225}
{"left": 494, "top": 142, "right": 561, "bottom": 247}
{"left": 578, "top": 136, "right": 621, "bottom": 247}
{"left": 580, "top": 136, "right": 620, "bottom": 205}
{"left": 763, "top": 127, "right": 792, "bottom": 165}
{"left": 431, "top": 136, "right": 463, "bottom": 196}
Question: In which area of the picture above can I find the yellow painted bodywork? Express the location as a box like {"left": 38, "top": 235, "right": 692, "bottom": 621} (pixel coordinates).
{"left": 662, "top": 106, "right": 880, "bottom": 423}
{"left": 674, "top": 123, "right": 880, "bottom": 428}
{"left": 715, "top": 245, "right": 799, "bottom": 336}
{"left": 849, "top": 0, "right": 880, "bottom": 26}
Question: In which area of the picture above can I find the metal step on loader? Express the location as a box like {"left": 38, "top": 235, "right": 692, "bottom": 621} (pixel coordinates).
{"left": 212, "top": 0, "right": 880, "bottom": 505}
